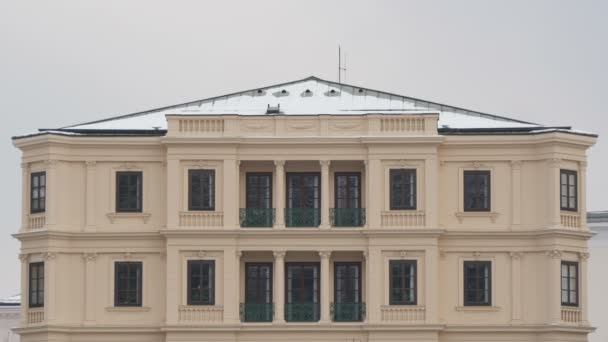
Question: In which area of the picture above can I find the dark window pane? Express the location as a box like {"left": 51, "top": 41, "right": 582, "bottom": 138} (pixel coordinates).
{"left": 561, "top": 261, "right": 578, "bottom": 306}
{"left": 114, "top": 262, "right": 142, "bottom": 307}
{"left": 188, "top": 260, "right": 215, "bottom": 305}
{"left": 560, "top": 170, "right": 578, "bottom": 211}
{"left": 116, "top": 172, "right": 143, "bottom": 212}
{"left": 29, "top": 262, "right": 44, "bottom": 308}
{"left": 463, "top": 171, "right": 491, "bottom": 212}
{"left": 189, "top": 170, "right": 215, "bottom": 211}
{"left": 30, "top": 172, "right": 47, "bottom": 213}
{"left": 389, "top": 260, "right": 416, "bottom": 305}
{"left": 463, "top": 261, "right": 491, "bottom": 306}
{"left": 390, "top": 169, "right": 416, "bottom": 210}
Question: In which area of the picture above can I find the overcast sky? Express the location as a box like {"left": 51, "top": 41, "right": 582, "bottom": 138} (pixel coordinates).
{"left": 0, "top": 0, "right": 606, "bottom": 296}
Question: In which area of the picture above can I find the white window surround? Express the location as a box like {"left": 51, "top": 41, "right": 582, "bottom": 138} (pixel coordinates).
{"left": 382, "top": 252, "right": 424, "bottom": 306}
{"left": 456, "top": 255, "right": 500, "bottom": 311}
{"left": 180, "top": 251, "right": 223, "bottom": 307}
{"left": 181, "top": 161, "right": 222, "bottom": 213}
{"left": 383, "top": 160, "right": 424, "bottom": 212}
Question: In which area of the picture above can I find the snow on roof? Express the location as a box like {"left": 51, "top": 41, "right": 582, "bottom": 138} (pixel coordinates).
{"left": 0, "top": 294, "right": 20, "bottom": 306}
{"left": 56, "top": 76, "right": 545, "bottom": 134}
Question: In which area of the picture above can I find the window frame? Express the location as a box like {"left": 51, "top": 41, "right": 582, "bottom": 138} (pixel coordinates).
{"left": 245, "top": 172, "right": 273, "bottom": 209}
{"left": 115, "top": 171, "right": 143, "bottom": 213}
{"left": 30, "top": 171, "right": 46, "bottom": 214}
{"left": 561, "top": 261, "right": 579, "bottom": 307}
{"left": 28, "top": 262, "right": 44, "bottom": 308}
{"left": 188, "top": 169, "right": 216, "bottom": 211}
{"left": 334, "top": 172, "right": 361, "bottom": 209}
{"left": 463, "top": 170, "right": 491, "bottom": 212}
{"left": 114, "top": 261, "right": 143, "bottom": 307}
{"left": 389, "top": 260, "right": 417, "bottom": 305}
{"left": 187, "top": 260, "right": 216, "bottom": 306}
{"left": 389, "top": 169, "right": 417, "bottom": 210}
{"left": 463, "top": 260, "right": 492, "bottom": 306}
{"left": 560, "top": 169, "right": 578, "bottom": 212}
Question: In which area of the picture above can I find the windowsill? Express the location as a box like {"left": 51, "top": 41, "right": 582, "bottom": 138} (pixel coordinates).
{"left": 455, "top": 305, "right": 501, "bottom": 312}
{"left": 455, "top": 211, "right": 499, "bottom": 223}
{"left": 105, "top": 306, "right": 151, "bottom": 312}
{"left": 106, "top": 212, "right": 151, "bottom": 224}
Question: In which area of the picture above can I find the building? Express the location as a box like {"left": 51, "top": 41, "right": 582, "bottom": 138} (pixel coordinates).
{"left": 0, "top": 295, "right": 20, "bottom": 342}
{"left": 11, "top": 76, "right": 597, "bottom": 342}
{"left": 588, "top": 211, "right": 608, "bottom": 342}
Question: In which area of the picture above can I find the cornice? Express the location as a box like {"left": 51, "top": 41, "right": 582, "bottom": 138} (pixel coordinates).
{"left": 12, "top": 230, "right": 163, "bottom": 242}
{"left": 442, "top": 132, "right": 596, "bottom": 149}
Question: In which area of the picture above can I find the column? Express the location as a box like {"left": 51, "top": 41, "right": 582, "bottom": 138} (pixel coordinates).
{"left": 45, "top": 160, "right": 58, "bottom": 228}
{"left": 424, "top": 157, "right": 439, "bottom": 229}
{"left": 510, "top": 252, "right": 523, "bottom": 323}
{"left": 320, "top": 161, "right": 331, "bottom": 229}
{"left": 366, "top": 159, "right": 382, "bottom": 229}
{"left": 21, "top": 163, "right": 29, "bottom": 230}
{"left": 223, "top": 159, "right": 238, "bottom": 229}
{"left": 580, "top": 252, "right": 589, "bottom": 324}
{"left": 579, "top": 161, "right": 588, "bottom": 228}
{"left": 274, "top": 161, "right": 285, "bottom": 229}
{"left": 319, "top": 251, "right": 331, "bottom": 322}
{"left": 83, "top": 253, "right": 97, "bottom": 324}
{"left": 511, "top": 161, "right": 522, "bottom": 229}
{"left": 425, "top": 245, "right": 439, "bottom": 324}
{"left": 273, "top": 251, "right": 286, "bottom": 323}
{"left": 366, "top": 248, "right": 382, "bottom": 323}
{"left": 44, "top": 252, "right": 57, "bottom": 322}
{"left": 166, "top": 159, "right": 180, "bottom": 229}
{"left": 223, "top": 246, "right": 238, "bottom": 323}
{"left": 547, "top": 250, "right": 562, "bottom": 324}
{"left": 19, "top": 254, "right": 28, "bottom": 325}
{"left": 547, "top": 159, "right": 562, "bottom": 229}
{"left": 165, "top": 245, "right": 179, "bottom": 324}
{"left": 85, "top": 161, "right": 97, "bottom": 232}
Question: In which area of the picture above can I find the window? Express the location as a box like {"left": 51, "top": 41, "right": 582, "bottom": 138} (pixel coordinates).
{"left": 114, "top": 262, "right": 142, "bottom": 307}
{"left": 561, "top": 261, "right": 578, "bottom": 306}
{"left": 560, "top": 170, "right": 578, "bottom": 211}
{"left": 463, "top": 261, "right": 491, "bottom": 306}
{"left": 246, "top": 173, "right": 272, "bottom": 209}
{"left": 29, "top": 262, "right": 44, "bottom": 308}
{"left": 335, "top": 173, "right": 361, "bottom": 209}
{"left": 116, "top": 171, "right": 143, "bottom": 212}
{"left": 188, "top": 260, "right": 215, "bottom": 305}
{"left": 463, "top": 170, "right": 491, "bottom": 212}
{"left": 389, "top": 260, "right": 417, "bottom": 305}
{"left": 189, "top": 170, "right": 215, "bottom": 211}
{"left": 390, "top": 169, "right": 416, "bottom": 210}
{"left": 30, "top": 172, "right": 46, "bottom": 214}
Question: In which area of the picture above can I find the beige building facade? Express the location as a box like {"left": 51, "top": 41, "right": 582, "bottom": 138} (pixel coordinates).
{"left": 12, "top": 77, "right": 597, "bottom": 342}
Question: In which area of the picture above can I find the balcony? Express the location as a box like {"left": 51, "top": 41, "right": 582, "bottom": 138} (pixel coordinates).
{"left": 331, "top": 302, "right": 365, "bottom": 322}
{"left": 285, "top": 303, "right": 320, "bottom": 322}
{"left": 240, "top": 303, "right": 273, "bottom": 322}
{"left": 330, "top": 208, "right": 365, "bottom": 227}
{"left": 240, "top": 208, "right": 275, "bottom": 228}
{"left": 285, "top": 208, "right": 320, "bottom": 227}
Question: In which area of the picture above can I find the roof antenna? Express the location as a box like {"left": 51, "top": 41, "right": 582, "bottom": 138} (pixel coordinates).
{"left": 338, "top": 45, "right": 347, "bottom": 83}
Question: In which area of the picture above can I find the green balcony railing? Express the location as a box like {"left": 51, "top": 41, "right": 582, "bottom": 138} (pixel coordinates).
{"left": 330, "top": 208, "right": 366, "bottom": 227}
{"left": 331, "top": 302, "right": 366, "bottom": 322}
{"left": 240, "top": 208, "right": 275, "bottom": 227}
{"left": 285, "top": 303, "right": 320, "bottom": 322}
{"left": 240, "top": 303, "right": 274, "bottom": 322}
{"left": 285, "top": 208, "right": 320, "bottom": 227}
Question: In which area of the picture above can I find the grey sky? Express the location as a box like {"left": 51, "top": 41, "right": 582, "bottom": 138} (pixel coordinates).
{"left": 0, "top": 0, "right": 606, "bottom": 296}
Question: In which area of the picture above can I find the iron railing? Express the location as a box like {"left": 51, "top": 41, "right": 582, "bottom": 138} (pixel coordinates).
{"left": 285, "top": 208, "right": 320, "bottom": 227}
{"left": 240, "top": 208, "right": 275, "bottom": 228}
{"left": 330, "top": 208, "right": 366, "bottom": 227}
{"left": 284, "top": 303, "right": 320, "bottom": 322}
{"left": 331, "top": 302, "right": 366, "bottom": 322}
{"left": 240, "top": 303, "right": 274, "bottom": 322}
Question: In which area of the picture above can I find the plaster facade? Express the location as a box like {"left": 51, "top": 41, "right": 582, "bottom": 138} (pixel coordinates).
{"left": 11, "top": 78, "right": 597, "bottom": 342}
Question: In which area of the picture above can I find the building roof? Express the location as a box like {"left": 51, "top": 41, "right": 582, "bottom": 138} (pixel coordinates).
{"left": 14, "top": 76, "right": 595, "bottom": 139}
{"left": 588, "top": 211, "right": 608, "bottom": 223}
{"left": 0, "top": 295, "right": 20, "bottom": 306}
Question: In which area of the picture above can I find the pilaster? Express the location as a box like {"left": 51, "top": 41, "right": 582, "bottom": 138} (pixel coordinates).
{"left": 319, "top": 251, "right": 331, "bottom": 322}
{"left": 511, "top": 161, "right": 522, "bottom": 229}
{"left": 19, "top": 253, "right": 29, "bottom": 325}
{"left": 510, "top": 251, "right": 523, "bottom": 322}
{"left": 85, "top": 161, "right": 97, "bottom": 232}
{"left": 319, "top": 161, "right": 330, "bottom": 229}
{"left": 166, "top": 159, "right": 180, "bottom": 229}
{"left": 547, "top": 159, "right": 562, "bottom": 229}
{"left": 579, "top": 251, "right": 589, "bottom": 324}
{"left": 274, "top": 161, "right": 286, "bottom": 229}
{"left": 223, "top": 159, "right": 238, "bottom": 229}
{"left": 82, "top": 253, "right": 97, "bottom": 324}
{"left": 547, "top": 249, "right": 562, "bottom": 324}
{"left": 43, "top": 252, "right": 57, "bottom": 322}
{"left": 273, "top": 251, "right": 286, "bottom": 323}
{"left": 424, "top": 157, "right": 438, "bottom": 229}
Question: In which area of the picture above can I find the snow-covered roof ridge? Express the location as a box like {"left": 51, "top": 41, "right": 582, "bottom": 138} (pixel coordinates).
{"left": 17, "top": 75, "right": 591, "bottom": 137}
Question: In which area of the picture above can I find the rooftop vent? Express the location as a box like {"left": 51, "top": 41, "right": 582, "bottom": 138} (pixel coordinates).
{"left": 281, "top": 89, "right": 287, "bottom": 94}
{"left": 358, "top": 88, "right": 364, "bottom": 93}
{"left": 266, "top": 104, "right": 281, "bottom": 114}
{"left": 257, "top": 89, "right": 263, "bottom": 94}
{"left": 325, "top": 89, "right": 340, "bottom": 97}
{"left": 302, "top": 89, "right": 313, "bottom": 97}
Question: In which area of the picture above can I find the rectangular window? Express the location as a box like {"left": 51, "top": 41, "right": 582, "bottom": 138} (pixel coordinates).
{"left": 30, "top": 172, "right": 46, "bottom": 214}
{"left": 114, "top": 262, "right": 142, "bottom": 307}
{"left": 246, "top": 173, "right": 272, "bottom": 209}
{"left": 335, "top": 173, "right": 361, "bottom": 209}
{"left": 29, "top": 262, "right": 44, "bottom": 308}
{"left": 116, "top": 171, "right": 143, "bottom": 212}
{"left": 389, "top": 260, "right": 417, "bottom": 305}
{"left": 390, "top": 169, "right": 416, "bottom": 210}
{"left": 463, "top": 170, "right": 491, "bottom": 212}
{"left": 463, "top": 261, "right": 491, "bottom": 306}
{"left": 188, "top": 260, "right": 215, "bottom": 305}
{"left": 561, "top": 261, "right": 578, "bottom": 306}
{"left": 189, "top": 170, "right": 215, "bottom": 211}
{"left": 560, "top": 170, "right": 578, "bottom": 211}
